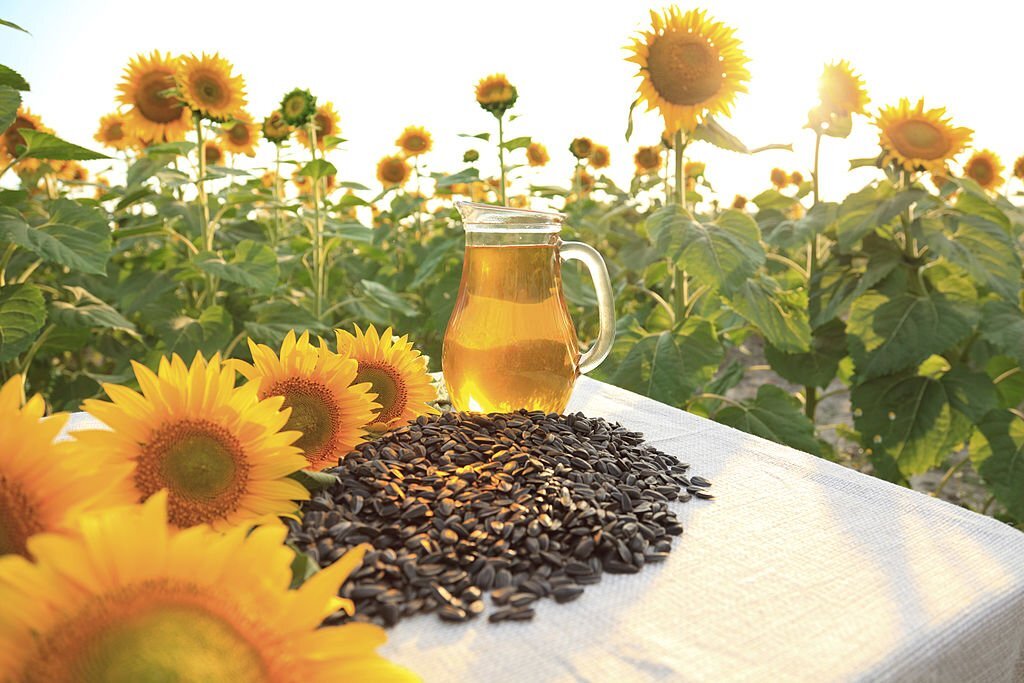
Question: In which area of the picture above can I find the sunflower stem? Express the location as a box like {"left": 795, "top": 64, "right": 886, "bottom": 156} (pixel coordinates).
{"left": 18, "top": 324, "right": 54, "bottom": 374}
{"left": 672, "top": 129, "right": 689, "bottom": 322}
{"left": 497, "top": 114, "right": 507, "bottom": 206}
{"left": 272, "top": 143, "right": 282, "bottom": 246}
{"left": 805, "top": 129, "right": 824, "bottom": 422}
{"left": 307, "top": 121, "right": 326, "bottom": 321}
{"left": 194, "top": 114, "right": 212, "bottom": 251}
{"left": 673, "top": 130, "right": 685, "bottom": 208}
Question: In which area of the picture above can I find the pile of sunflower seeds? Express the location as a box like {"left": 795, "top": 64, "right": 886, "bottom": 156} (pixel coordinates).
{"left": 287, "top": 410, "right": 712, "bottom": 626}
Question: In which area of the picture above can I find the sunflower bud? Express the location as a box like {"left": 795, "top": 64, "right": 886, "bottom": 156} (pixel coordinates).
{"left": 475, "top": 74, "right": 518, "bottom": 118}
{"left": 463, "top": 149, "right": 480, "bottom": 162}
{"left": 569, "top": 137, "right": 593, "bottom": 160}
{"left": 262, "top": 111, "right": 293, "bottom": 143}
{"left": 280, "top": 88, "right": 317, "bottom": 126}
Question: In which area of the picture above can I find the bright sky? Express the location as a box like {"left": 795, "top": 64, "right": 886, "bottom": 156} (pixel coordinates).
{"left": 1, "top": 0, "right": 1022, "bottom": 206}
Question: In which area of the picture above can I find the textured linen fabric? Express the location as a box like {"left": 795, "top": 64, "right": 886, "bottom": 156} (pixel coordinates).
{"left": 62, "top": 377, "right": 1024, "bottom": 682}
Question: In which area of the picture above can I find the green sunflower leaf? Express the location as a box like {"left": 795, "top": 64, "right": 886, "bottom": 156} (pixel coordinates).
{"left": 0, "top": 283, "right": 46, "bottom": 362}
{"left": 19, "top": 129, "right": 109, "bottom": 161}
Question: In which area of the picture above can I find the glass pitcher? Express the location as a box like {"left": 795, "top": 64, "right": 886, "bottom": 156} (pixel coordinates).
{"left": 442, "top": 201, "right": 615, "bottom": 414}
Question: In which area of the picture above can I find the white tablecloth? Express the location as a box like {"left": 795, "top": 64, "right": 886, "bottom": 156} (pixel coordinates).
{"left": 64, "top": 377, "right": 1024, "bottom": 682}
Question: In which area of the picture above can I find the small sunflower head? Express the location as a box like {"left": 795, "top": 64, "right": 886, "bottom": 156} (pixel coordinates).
{"left": 463, "top": 149, "right": 480, "bottom": 163}
{"left": 202, "top": 140, "right": 224, "bottom": 166}
{"left": 789, "top": 170, "right": 804, "bottom": 186}
{"left": 175, "top": 52, "right": 247, "bottom": 122}
{"left": 731, "top": 195, "right": 748, "bottom": 210}
{"left": 475, "top": 73, "right": 518, "bottom": 118}
{"left": 280, "top": 88, "right": 317, "bottom": 127}
{"left": 963, "top": 149, "right": 1004, "bottom": 191}
{"left": 685, "top": 161, "right": 705, "bottom": 178}
{"left": 396, "top": 126, "right": 432, "bottom": 157}
{"left": 589, "top": 144, "right": 611, "bottom": 170}
{"left": 875, "top": 98, "right": 972, "bottom": 175}
{"left": 94, "top": 112, "right": 131, "bottom": 151}
{"left": 634, "top": 145, "right": 662, "bottom": 175}
{"left": 1012, "top": 155, "right": 1024, "bottom": 181}
{"left": 569, "top": 137, "right": 593, "bottom": 161}
{"left": 817, "top": 59, "right": 869, "bottom": 118}
{"left": 526, "top": 142, "right": 549, "bottom": 167}
{"left": 262, "top": 110, "right": 293, "bottom": 143}
{"left": 770, "top": 168, "right": 789, "bottom": 188}
{"left": 376, "top": 155, "right": 411, "bottom": 188}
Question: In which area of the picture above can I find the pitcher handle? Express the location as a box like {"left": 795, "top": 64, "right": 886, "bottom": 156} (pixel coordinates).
{"left": 560, "top": 241, "right": 615, "bottom": 374}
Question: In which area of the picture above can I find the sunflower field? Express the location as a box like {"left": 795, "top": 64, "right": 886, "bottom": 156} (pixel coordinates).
{"left": 1, "top": 0, "right": 1023, "bottom": 568}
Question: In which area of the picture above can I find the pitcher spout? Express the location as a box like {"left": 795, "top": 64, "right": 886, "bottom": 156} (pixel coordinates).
{"left": 455, "top": 201, "right": 565, "bottom": 234}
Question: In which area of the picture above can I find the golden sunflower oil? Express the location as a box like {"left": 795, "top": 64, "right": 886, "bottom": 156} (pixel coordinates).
{"left": 442, "top": 244, "right": 580, "bottom": 413}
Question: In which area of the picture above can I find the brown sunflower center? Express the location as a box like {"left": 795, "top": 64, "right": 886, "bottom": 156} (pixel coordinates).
{"left": 647, "top": 31, "right": 723, "bottom": 106}
{"left": 204, "top": 145, "right": 223, "bottom": 166}
{"left": 891, "top": 119, "right": 948, "bottom": 160}
{"left": 192, "top": 72, "right": 228, "bottom": 108}
{"left": 105, "top": 123, "right": 124, "bottom": 142}
{"left": 228, "top": 124, "right": 250, "bottom": 145}
{"left": 22, "top": 579, "right": 270, "bottom": 683}
{"left": 265, "top": 378, "right": 340, "bottom": 465}
{"left": 381, "top": 159, "right": 407, "bottom": 184}
{"left": 355, "top": 361, "right": 407, "bottom": 424}
{"left": 136, "top": 70, "right": 181, "bottom": 124}
{"left": 136, "top": 419, "right": 250, "bottom": 527}
{"left": 636, "top": 147, "right": 660, "bottom": 170}
{"left": 0, "top": 475, "right": 45, "bottom": 558}
{"left": 967, "top": 159, "right": 994, "bottom": 185}
{"left": 3, "top": 116, "right": 37, "bottom": 157}
{"left": 313, "top": 112, "right": 333, "bottom": 137}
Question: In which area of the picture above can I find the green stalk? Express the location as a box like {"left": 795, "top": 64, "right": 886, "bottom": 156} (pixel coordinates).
{"left": 307, "top": 121, "right": 325, "bottom": 321}
{"left": 19, "top": 324, "right": 54, "bottom": 373}
{"left": 674, "top": 130, "right": 685, "bottom": 208}
{"left": 805, "top": 130, "right": 823, "bottom": 421}
{"left": 672, "top": 130, "right": 688, "bottom": 322}
{"left": 194, "top": 113, "right": 212, "bottom": 251}
{"left": 272, "top": 142, "right": 282, "bottom": 246}
{"left": 497, "top": 114, "right": 507, "bottom": 206}
{"left": 0, "top": 244, "right": 16, "bottom": 286}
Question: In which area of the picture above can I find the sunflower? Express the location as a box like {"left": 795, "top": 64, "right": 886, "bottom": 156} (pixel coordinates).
{"left": 578, "top": 169, "right": 595, "bottom": 193}
{"left": 220, "top": 114, "right": 258, "bottom": 156}
{"left": 94, "top": 112, "right": 132, "bottom": 151}
{"left": 292, "top": 169, "right": 312, "bottom": 195}
{"left": 589, "top": 144, "right": 611, "bottom": 169}
{"left": 569, "top": 137, "right": 593, "bottom": 160}
{"left": 76, "top": 353, "right": 309, "bottom": 530}
{"left": 260, "top": 112, "right": 290, "bottom": 145}
{"left": 55, "top": 161, "right": 88, "bottom": 182}
{"left": 790, "top": 170, "right": 804, "bottom": 185}
{"left": 234, "top": 332, "right": 379, "bottom": 471}
{"left": 280, "top": 88, "right": 317, "bottom": 126}
{"left": 175, "top": 52, "right": 247, "bottom": 122}
{"left": 0, "top": 376, "right": 132, "bottom": 558}
{"left": 633, "top": 145, "right": 662, "bottom": 175}
{"left": 296, "top": 102, "right": 340, "bottom": 151}
{"left": 770, "top": 168, "right": 788, "bottom": 188}
{"left": 963, "top": 149, "right": 1004, "bottom": 191}
{"left": 818, "top": 60, "right": 869, "bottom": 117}
{"left": 627, "top": 7, "right": 750, "bottom": 134}
{"left": 261, "top": 170, "right": 278, "bottom": 189}
{"left": 117, "top": 51, "right": 192, "bottom": 142}
{"left": 875, "top": 98, "right": 972, "bottom": 175}
{"left": 2, "top": 107, "right": 52, "bottom": 171}
{"left": 731, "top": 195, "right": 748, "bottom": 209}
{"left": 335, "top": 325, "right": 438, "bottom": 429}
{"left": 475, "top": 73, "right": 518, "bottom": 117}
{"left": 1014, "top": 155, "right": 1024, "bottom": 180}
{"left": 396, "top": 126, "right": 432, "bottom": 157}
{"left": 526, "top": 142, "right": 549, "bottom": 167}
{"left": 376, "top": 155, "right": 411, "bottom": 188}
{"left": 94, "top": 175, "right": 111, "bottom": 199}
{"left": 685, "top": 161, "right": 705, "bottom": 178}
{"left": 203, "top": 139, "right": 225, "bottom": 166}
{"left": 0, "top": 494, "right": 416, "bottom": 682}
{"left": 463, "top": 149, "right": 479, "bottom": 163}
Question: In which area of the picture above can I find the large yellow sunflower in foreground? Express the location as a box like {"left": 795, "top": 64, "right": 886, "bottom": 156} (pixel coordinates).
{"left": 963, "top": 149, "right": 1004, "bottom": 191}
{"left": 221, "top": 113, "right": 259, "bottom": 156}
{"left": 335, "top": 325, "right": 438, "bottom": 429}
{"left": 817, "top": 60, "right": 869, "bottom": 117}
{"left": 175, "top": 52, "right": 247, "bottom": 122}
{"left": 77, "top": 353, "right": 309, "bottom": 530}
{"left": 377, "top": 155, "right": 411, "bottom": 188}
{"left": 875, "top": 98, "right": 972, "bottom": 175}
{"left": 627, "top": 7, "right": 750, "bottom": 134}
{"left": 235, "top": 332, "right": 379, "bottom": 471}
{"left": 0, "top": 494, "right": 417, "bottom": 682}
{"left": 93, "top": 112, "right": 132, "bottom": 151}
{"left": 296, "top": 102, "right": 340, "bottom": 150}
{"left": 0, "top": 376, "right": 131, "bottom": 558}
{"left": 117, "top": 51, "right": 192, "bottom": 142}
{"left": 396, "top": 126, "right": 432, "bottom": 157}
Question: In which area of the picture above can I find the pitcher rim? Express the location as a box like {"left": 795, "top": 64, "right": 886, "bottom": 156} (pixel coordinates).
{"left": 456, "top": 201, "right": 565, "bottom": 232}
